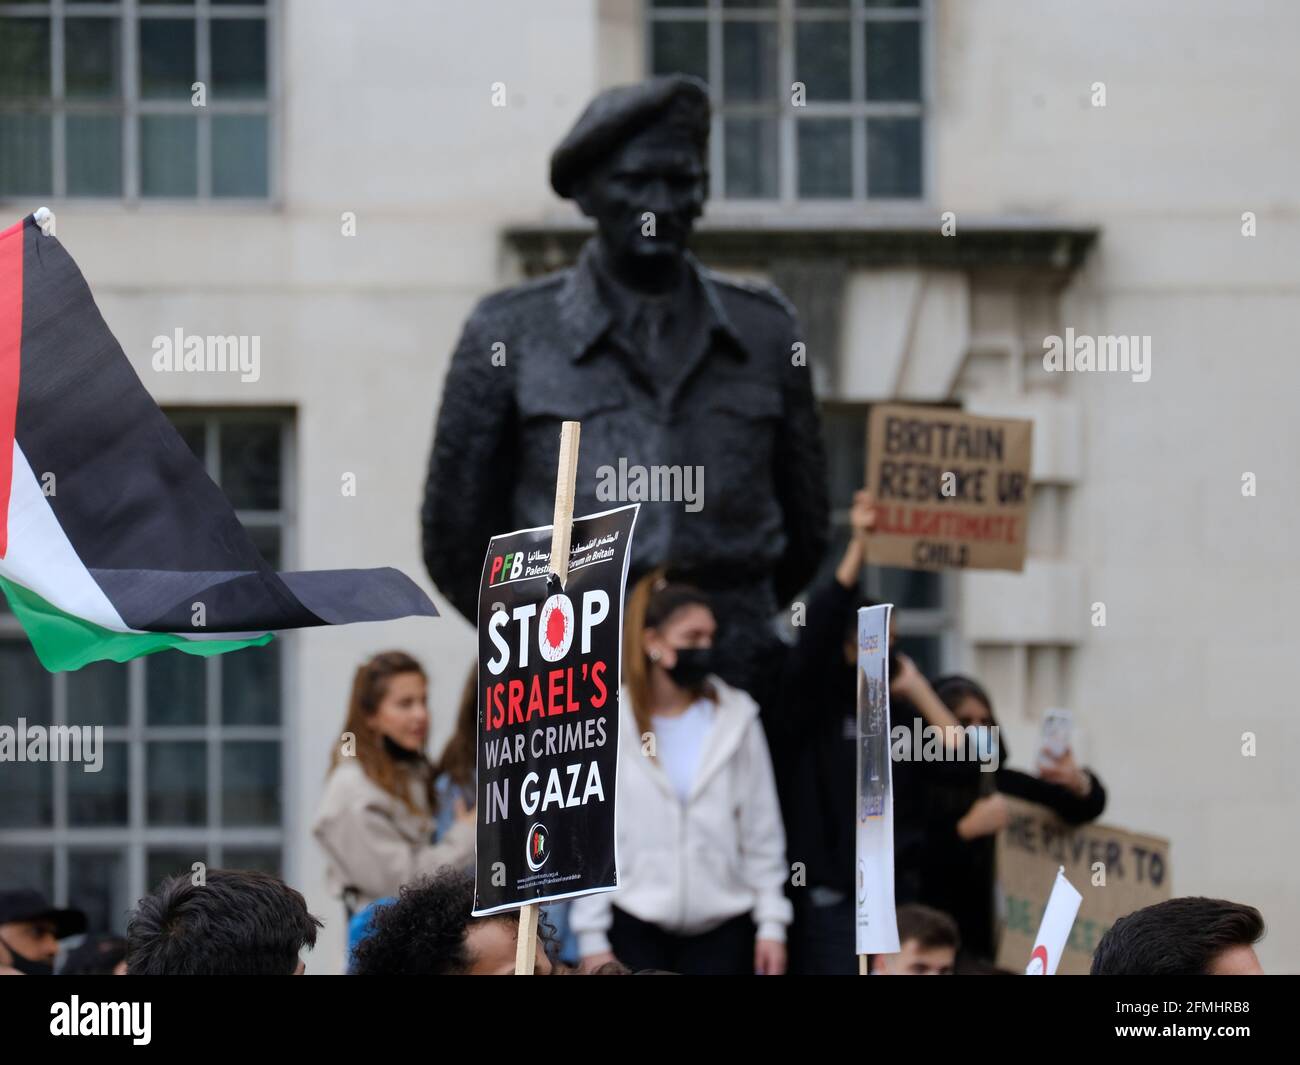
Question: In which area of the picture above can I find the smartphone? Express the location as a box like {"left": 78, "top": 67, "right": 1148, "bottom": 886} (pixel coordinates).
{"left": 1038, "top": 707, "right": 1073, "bottom": 770}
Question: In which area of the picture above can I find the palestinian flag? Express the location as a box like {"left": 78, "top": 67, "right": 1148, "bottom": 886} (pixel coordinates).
{"left": 0, "top": 213, "right": 437, "bottom": 672}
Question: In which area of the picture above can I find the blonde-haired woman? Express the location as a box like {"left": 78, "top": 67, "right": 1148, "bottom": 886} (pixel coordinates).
{"left": 571, "top": 575, "right": 791, "bottom": 975}
{"left": 313, "top": 651, "right": 475, "bottom": 917}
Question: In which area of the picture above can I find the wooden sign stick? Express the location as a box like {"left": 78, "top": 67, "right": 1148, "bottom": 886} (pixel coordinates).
{"left": 515, "top": 420, "right": 581, "bottom": 975}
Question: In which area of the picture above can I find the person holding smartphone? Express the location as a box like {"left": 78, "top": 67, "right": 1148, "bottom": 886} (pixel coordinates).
{"left": 930, "top": 674, "right": 1107, "bottom": 961}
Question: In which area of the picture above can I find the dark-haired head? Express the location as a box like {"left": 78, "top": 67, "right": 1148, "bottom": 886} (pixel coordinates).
{"left": 934, "top": 673, "right": 1008, "bottom": 763}
{"left": 1090, "top": 897, "right": 1264, "bottom": 975}
{"left": 872, "top": 904, "right": 960, "bottom": 975}
{"left": 623, "top": 570, "right": 716, "bottom": 735}
{"left": 933, "top": 674, "right": 997, "bottom": 726}
{"left": 899, "top": 904, "right": 960, "bottom": 951}
{"left": 351, "top": 870, "right": 555, "bottom": 976}
{"left": 330, "top": 650, "right": 435, "bottom": 815}
{"left": 126, "top": 869, "right": 321, "bottom": 975}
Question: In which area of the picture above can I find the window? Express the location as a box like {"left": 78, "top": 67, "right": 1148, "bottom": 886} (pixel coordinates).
{"left": 0, "top": 410, "right": 292, "bottom": 934}
{"left": 814, "top": 402, "right": 954, "bottom": 677}
{"left": 648, "top": 0, "right": 925, "bottom": 202}
{"left": 0, "top": 0, "right": 273, "bottom": 202}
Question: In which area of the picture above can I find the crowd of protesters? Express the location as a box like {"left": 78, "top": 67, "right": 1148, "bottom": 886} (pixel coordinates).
{"left": 0, "top": 876, "right": 1265, "bottom": 977}
{"left": 0, "top": 490, "right": 1267, "bottom": 976}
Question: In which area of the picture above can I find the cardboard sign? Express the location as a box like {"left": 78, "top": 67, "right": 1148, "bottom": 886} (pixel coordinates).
{"left": 865, "top": 404, "right": 1033, "bottom": 572}
{"left": 855, "top": 603, "right": 900, "bottom": 956}
{"left": 471, "top": 504, "right": 637, "bottom": 916}
{"left": 996, "top": 797, "right": 1172, "bottom": 975}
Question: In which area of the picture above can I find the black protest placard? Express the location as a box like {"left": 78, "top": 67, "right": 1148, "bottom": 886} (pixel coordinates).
{"left": 471, "top": 504, "right": 638, "bottom": 916}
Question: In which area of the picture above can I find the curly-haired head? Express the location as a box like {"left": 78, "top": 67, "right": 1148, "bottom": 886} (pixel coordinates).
{"left": 351, "top": 870, "right": 556, "bottom": 975}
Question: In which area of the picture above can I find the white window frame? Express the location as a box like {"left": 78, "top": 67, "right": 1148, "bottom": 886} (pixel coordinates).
{"left": 646, "top": 0, "right": 932, "bottom": 206}
{"left": 0, "top": 0, "right": 279, "bottom": 205}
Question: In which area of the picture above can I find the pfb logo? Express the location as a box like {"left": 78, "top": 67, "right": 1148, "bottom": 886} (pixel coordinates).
{"left": 526, "top": 822, "right": 550, "bottom": 872}
{"left": 489, "top": 552, "right": 525, "bottom": 585}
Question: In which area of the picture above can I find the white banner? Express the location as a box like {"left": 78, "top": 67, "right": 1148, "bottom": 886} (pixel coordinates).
{"left": 855, "top": 603, "right": 900, "bottom": 957}
{"left": 1025, "top": 866, "right": 1083, "bottom": 975}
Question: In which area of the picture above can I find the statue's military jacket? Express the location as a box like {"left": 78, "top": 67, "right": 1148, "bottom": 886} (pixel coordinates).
{"left": 422, "top": 238, "right": 829, "bottom": 696}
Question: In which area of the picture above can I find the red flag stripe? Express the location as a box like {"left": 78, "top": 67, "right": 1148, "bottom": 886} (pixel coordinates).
{"left": 0, "top": 217, "right": 23, "bottom": 559}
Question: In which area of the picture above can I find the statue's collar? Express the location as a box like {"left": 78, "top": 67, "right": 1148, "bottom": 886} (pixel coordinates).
{"left": 558, "top": 239, "right": 745, "bottom": 364}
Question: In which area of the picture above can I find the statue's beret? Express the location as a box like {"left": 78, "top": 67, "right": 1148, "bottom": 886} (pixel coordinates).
{"left": 550, "top": 75, "right": 710, "bottom": 199}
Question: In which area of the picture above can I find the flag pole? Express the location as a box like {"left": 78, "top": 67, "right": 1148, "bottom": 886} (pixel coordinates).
{"left": 515, "top": 420, "right": 581, "bottom": 975}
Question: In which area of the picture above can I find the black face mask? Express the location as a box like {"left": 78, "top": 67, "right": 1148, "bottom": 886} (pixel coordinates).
{"left": 382, "top": 735, "right": 423, "bottom": 763}
{"left": 0, "top": 935, "right": 54, "bottom": 976}
{"left": 666, "top": 647, "right": 713, "bottom": 690}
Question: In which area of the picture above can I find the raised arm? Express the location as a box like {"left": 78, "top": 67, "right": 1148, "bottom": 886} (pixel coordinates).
{"left": 769, "top": 490, "right": 877, "bottom": 743}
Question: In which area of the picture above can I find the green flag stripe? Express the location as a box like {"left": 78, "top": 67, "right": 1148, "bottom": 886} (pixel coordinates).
{"left": 0, "top": 575, "right": 273, "bottom": 672}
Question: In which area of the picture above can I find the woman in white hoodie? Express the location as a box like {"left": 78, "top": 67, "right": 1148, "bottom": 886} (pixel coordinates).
{"left": 572, "top": 575, "right": 791, "bottom": 975}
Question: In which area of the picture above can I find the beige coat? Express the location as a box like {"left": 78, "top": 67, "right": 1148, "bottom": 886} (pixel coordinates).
{"left": 312, "top": 760, "right": 475, "bottom": 910}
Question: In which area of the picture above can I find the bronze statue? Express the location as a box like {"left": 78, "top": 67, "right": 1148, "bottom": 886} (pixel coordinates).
{"left": 422, "top": 75, "right": 829, "bottom": 698}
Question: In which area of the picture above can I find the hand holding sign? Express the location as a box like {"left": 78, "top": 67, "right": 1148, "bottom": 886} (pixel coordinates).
{"left": 836, "top": 488, "right": 879, "bottom": 587}
{"left": 850, "top": 489, "right": 879, "bottom": 541}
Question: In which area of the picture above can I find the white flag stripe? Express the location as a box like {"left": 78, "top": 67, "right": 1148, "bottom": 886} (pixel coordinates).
{"left": 1, "top": 440, "right": 267, "bottom": 643}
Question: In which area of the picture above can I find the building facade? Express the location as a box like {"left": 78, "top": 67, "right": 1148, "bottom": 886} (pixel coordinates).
{"left": 1, "top": 0, "right": 1295, "bottom": 972}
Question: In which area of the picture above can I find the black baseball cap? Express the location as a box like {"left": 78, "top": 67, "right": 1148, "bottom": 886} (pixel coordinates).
{"left": 0, "top": 890, "right": 87, "bottom": 939}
